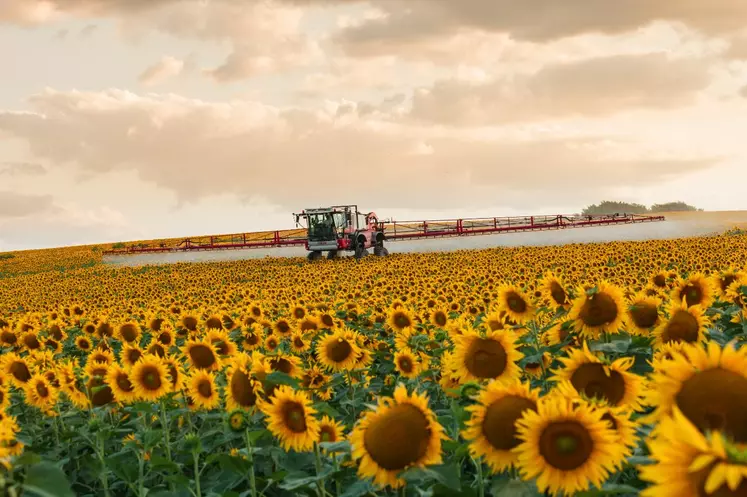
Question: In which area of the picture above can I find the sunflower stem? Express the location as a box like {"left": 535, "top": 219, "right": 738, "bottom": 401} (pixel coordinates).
{"left": 313, "top": 442, "right": 329, "bottom": 497}
{"left": 332, "top": 454, "right": 341, "bottom": 497}
{"left": 346, "top": 371, "right": 357, "bottom": 422}
{"left": 138, "top": 449, "right": 145, "bottom": 497}
{"left": 160, "top": 400, "right": 175, "bottom": 492}
{"left": 531, "top": 322, "right": 549, "bottom": 391}
{"left": 97, "top": 431, "right": 111, "bottom": 497}
{"left": 193, "top": 451, "right": 202, "bottom": 497}
{"left": 244, "top": 429, "right": 258, "bottom": 497}
{"left": 474, "top": 457, "right": 484, "bottom": 497}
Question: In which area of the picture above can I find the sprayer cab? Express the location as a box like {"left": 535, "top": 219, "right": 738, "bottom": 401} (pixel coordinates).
{"left": 293, "top": 205, "right": 388, "bottom": 261}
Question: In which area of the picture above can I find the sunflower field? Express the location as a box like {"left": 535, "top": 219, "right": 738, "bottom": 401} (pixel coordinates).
{"left": 1, "top": 231, "right": 747, "bottom": 497}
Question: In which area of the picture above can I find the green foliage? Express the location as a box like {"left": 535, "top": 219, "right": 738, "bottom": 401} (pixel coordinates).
{"left": 649, "top": 201, "right": 700, "bottom": 212}
{"left": 581, "top": 201, "right": 648, "bottom": 215}
{"left": 582, "top": 200, "right": 700, "bottom": 215}
{"left": 0, "top": 253, "right": 15, "bottom": 260}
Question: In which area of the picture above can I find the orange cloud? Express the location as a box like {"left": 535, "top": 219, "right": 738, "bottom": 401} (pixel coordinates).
{"left": 0, "top": 88, "right": 718, "bottom": 211}
{"left": 0, "top": 191, "right": 54, "bottom": 218}
{"left": 409, "top": 53, "right": 712, "bottom": 126}
{"left": 336, "top": 0, "right": 747, "bottom": 55}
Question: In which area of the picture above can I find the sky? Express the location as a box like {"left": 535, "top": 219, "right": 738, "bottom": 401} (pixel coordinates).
{"left": 1, "top": 0, "right": 747, "bottom": 250}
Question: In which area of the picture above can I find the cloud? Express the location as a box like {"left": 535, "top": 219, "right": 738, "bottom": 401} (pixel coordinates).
{"left": 79, "top": 23, "right": 97, "bottom": 37}
{"left": 0, "top": 191, "right": 55, "bottom": 218}
{"left": 0, "top": 1, "right": 58, "bottom": 25}
{"left": 0, "top": 202, "right": 134, "bottom": 250}
{"left": 0, "top": 88, "right": 719, "bottom": 212}
{"left": 335, "top": 0, "right": 747, "bottom": 56}
{"left": 409, "top": 53, "right": 712, "bottom": 126}
{"left": 138, "top": 56, "right": 185, "bottom": 86}
{"left": 726, "top": 34, "right": 747, "bottom": 59}
{"left": 0, "top": 162, "right": 47, "bottom": 176}
{"left": 1, "top": 0, "right": 322, "bottom": 80}
{"left": 741, "top": 86, "right": 747, "bottom": 99}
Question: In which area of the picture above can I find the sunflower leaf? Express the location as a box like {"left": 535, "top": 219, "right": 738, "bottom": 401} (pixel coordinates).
{"left": 339, "top": 479, "right": 375, "bottom": 497}
{"left": 575, "top": 483, "right": 641, "bottom": 496}
{"left": 22, "top": 461, "right": 75, "bottom": 497}
{"left": 314, "top": 402, "right": 341, "bottom": 418}
{"left": 318, "top": 441, "right": 350, "bottom": 453}
{"left": 265, "top": 371, "right": 300, "bottom": 388}
{"left": 490, "top": 478, "right": 541, "bottom": 497}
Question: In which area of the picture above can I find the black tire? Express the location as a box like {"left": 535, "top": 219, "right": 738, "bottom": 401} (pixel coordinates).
{"left": 327, "top": 250, "right": 337, "bottom": 260}
{"left": 354, "top": 246, "right": 368, "bottom": 259}
{"left": 307, "top": 251, "right": 322, "bottom": 261}
{"left": 373, "top": 246, "right": 389, "bottom": 256}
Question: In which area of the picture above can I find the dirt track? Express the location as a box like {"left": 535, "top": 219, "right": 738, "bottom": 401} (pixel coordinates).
{"left": 103, "top": 211, "right": 747, "bottom": 267}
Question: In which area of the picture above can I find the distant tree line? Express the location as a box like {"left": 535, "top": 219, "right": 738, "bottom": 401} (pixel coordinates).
{"left": 582, "top": 200, "right": 702, "bottom": 216}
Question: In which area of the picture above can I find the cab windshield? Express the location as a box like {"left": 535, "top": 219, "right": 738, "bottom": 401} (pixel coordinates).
{"left": 307, "top": 213, "right": 337, "bottom": 241}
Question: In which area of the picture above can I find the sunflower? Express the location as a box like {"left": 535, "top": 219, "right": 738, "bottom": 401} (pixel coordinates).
{"left": 318, "top": 415, "right": 345, "bottom": 444}
{"left": 671, "top": 272, "right": 716, "bottom": 308}
{"left": 644, "top": 341, "right": 747, "bottom": 442}
{"left": 650, "top": 270, "right": 671, "bottom": 290}
{"left": 550, "top": 341, "right": 644, "bottom": 410}
{"left": 264, "top": 335, "right": 280, "bottom": 352}
{"left": 183, "top": 339, "right": 222, "bottom": 371}
{"left": 521, "top": 350, "right": 551, "bottom": 379}
{"left": 640, "top": 407, "right": 747, "bottom": 497}
{"left": 297, "top": 315, "right": 319, "bottom": 334}
{"left": 206, "top": 329, "right": 237, "bottom": 356}
{"left": 88, "top": 348, "right": 115, "bottom": 366}
{"left": 75, "top": 335, "right": 93, "bottom": 352}
{"left": 225, "top": 356, "right": 263, "bottom": 412}
{"left": 568, "top": 281, "right": 626, "bottom": 339}
{"left": 387, "top": 308, "right": 416, "bottom": 333}
{"left": 450, "top": 326, "right": 522, "bottom": 384}
{"left": 652, "top": 298, "right": 709, "bottom": 347}
{"left": 0, "top": 386, "right": 9, "bottom": 411}
{"left": 20, "top": 331, "right": 41, "bottom": 352}
{"left": 2, "top": 353, "right": 32, "bottom": 387}
{"left": 163, "top": 356, "right": 186, "bottom": 391}
{"left": 155, "top": 326, "right": 175, "bottom": 347}
{"left": 393, "top": 326, "right": 419, "bottom": 351}
{"left": 713, "top": 268, "right": 746, "bottom": 298}
{"left": 290, "top": 331, "right": 310, "bottom": 354}
{"left": 188, "top": 370, "right": 221, "bottom": 410}
{"left": 149, "top": 341, "right": 169, "bottom": 359}
{"left": 105, "top": 363, "right": 137, "bottom": 404}
{"left": 350, "top": 384, "right": 447, "bottom": 489}
{"left": 316, "top": 328, "right": 361, "bottom": 372}
{"left": 129, "top": 355, "right": 170, "bottom": 402}
{"left": 204, "top": 314, "right": 224, "bottom": 331}
{"left": 23, "top": 374, "right": 58, "bottom": 411}
{"left": 120, "top": 344, "right": 144, "bottom": 369}
{"left": 497, "top": 285, "right": 535, "bottom": 324}
{"left": 261, "top": 385, "right": 319, "bottom": 452}
{"left": 648, "top": 341, "right": 688, "bottom": 370}
{"left": 267, "top": 353, "right": 304, "bottom": 379}
{"left": 242, "top": 324, "right": 264, "bottom": 351}
{"left": 544, "top": 317, "right": 576, "bottom": 349}
{"left": 462, "top": 380, "right": 539, "bottom": 473}
{"left": 393, "top": 349, "right": 420, "bottom": 379}
{"left": 273, "top": 318, "right": 292, "bottom": 337}
{"left": 227, "top": 410, "right": 247, "bottom": 432}
{"left": 541, "top": 272, "right": 570, "bottom": 309}
{"left": 513, "top": 396, "right": 624, "bottom": 496}
{"left": 316, "top": 311, "right": 336, "bottom": 330}
{"left": 595, "top": 405, "right": 638, "bottom": 459}
{"left": 624, "top": 293, "right": 661, "bottom": 335}
{"left": 429, "top": 306, "right": 450, "bottom": 328}
{"left": 116, "top": 322, "right": 141, "bottom": 344}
